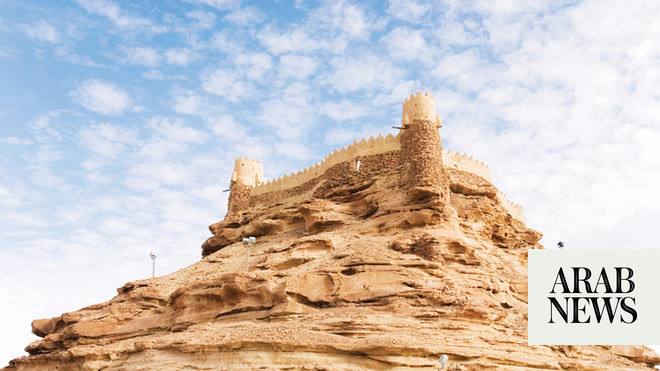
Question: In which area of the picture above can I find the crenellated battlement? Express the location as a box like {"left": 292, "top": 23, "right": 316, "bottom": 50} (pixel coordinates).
{"left": 231, "top": 157, "right": 264, "bottom": 187}
{"left": 441, "top": 150, "right": 523, "bottom": 222}
{"left": 402, "top": 91, "right": 442, "bottom": 127}
{"left": 252, "top": 133, "right": 400, "bottom": 196}
{"left": 496, "top": 191, "right": 526, "bottom": 224}
{"left": 442, "top": 149, "right": 492, "bottom": 182}
{"left": 223, "top": 92, "right": 526, "bottom": 224}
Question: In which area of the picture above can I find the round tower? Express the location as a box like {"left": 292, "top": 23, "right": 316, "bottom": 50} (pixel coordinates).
{"left": 230, "top": 157, "right": 264, "bottom": 187}
{"left": 402, "top": 92, "right": 442, "bottom": 128}
{"left": 227, "top": 157, "right": 263, "bottom": 217}
{"left": 399, "top": 92, "right": 449, "bottom": 201}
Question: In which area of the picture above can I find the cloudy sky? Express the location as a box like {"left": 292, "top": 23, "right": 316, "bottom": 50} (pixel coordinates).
{"left": 1, "top": 0, "right": 660, "bottom": 363}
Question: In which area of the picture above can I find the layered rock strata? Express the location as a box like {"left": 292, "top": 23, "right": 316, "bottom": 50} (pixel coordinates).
{"left": 6, "top": 92, "right": 659, "bottom": 370}
{"left": 6, "top": 165, "right": 659, "bottom": 370}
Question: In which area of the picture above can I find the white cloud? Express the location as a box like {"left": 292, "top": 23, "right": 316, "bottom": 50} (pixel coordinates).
{"left": 208, "top": 30, "right": 244, "bottom": 54}
{"left": 310, "top": 1, "right": 373, "bottom": 39}
{"left": 435, "top": 19, "right": 487, "bottom": 46}
{"left": 319, "top": 100, "right": 368, "bottom": 121}
{"left": 172, "top": 90, "right": 201, "bottom": 115}
{"left": 257, "top": 83, "right": 316, "bottom": 141}
{"left": 278, "top": 54, "right": 317, "bottom": 79}
{"left": 186, "top": 10, "right": 216, "bottom": 30}
{"left": 257, "top": 26, "right": 330, "bottom": 55}
{"left": 136, "top": 118, "right": 209, "bottom": 161}
{"left": 431, "top": 49, "right": 504, "bottom": 92}
{"left": 184, "top": 0, "right": 239, "bottom": 11}
{"left": 29, "top": 165, "right": 68, "bottom": 189}
{"left": 79, "top": 124, "right": 137, "bottom": 158}
{"left": 165, "top": 48, "right": 196, "bottom": 66}
{"left": 0, "top": 45, "right": 19, "bottom": 60}
{"left": 386, "top": 0, "right": 430, "bottom": 21}
{"left": 21, "top": 21, "right": 60, "bottom": 43}
{"left": 271, "top": 141, "right": 313, "bottom": 161}
{"left": 0, "top": 186, "right": 21, "bottom": 208}
{"left": 74, "top": 0, "right": 161, "bottom": 32}
{"left": 54, "top": 47, "right": 102, "bottom": 67}
{"left": 70, "top": 80, "right": 132, "bottom": 115}
{"left": 437, "top": 0, "right": 660, "bottom": 253}
{"left": 126, "top": 162, "right": 190, "bottom": 189}
{"left": 0, "top": 137, "right": 32, "bottom": 145}
{"left": 323, "top": 126, "right": 385, "bottom": 146}
{"left": 634, "top": 128, "right": 660, "bottom": 166}
{"left": 207, "top": 114, "right": 247, "bottom": 140}
{"left": 201, "top": 68, "right": 248, "bottom": 101}
{"left": 223, "top": 6, "right": 266, "bottom": 25}
{"left": 235, "top": 52, "right": 272, "bottom": 79}
{"left": 147, "top": 118, "right": 208, "bottom": 145}
{"left": 122, "top": 47, "right": 161, "bottom": 67}
{"left": 373, "top": 80, "right": 418, "bottom": 106}
{"left": 141, "top": 70, "right": 186, "bottom": 81}
{"left": 28, "top": 111, "right": 66, "bottom": 143}
{"left": 142, "top": 70, "right": 165, "bottom": 80}
{"left": 329, "top": 55, "right": 404, "bottom": 93}
{"left": 34, "top": 145, "right": 63, "bottom": 164}
{"left": 337, "top": 3, "right": 370, "bottom": 38}
{"left": 382, "top": 27, "right": 432, "bottom": 63}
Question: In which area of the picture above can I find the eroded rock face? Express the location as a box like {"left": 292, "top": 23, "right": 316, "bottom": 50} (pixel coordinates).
{"left": 5, "top": 167, "right": 659, "bottom": 371}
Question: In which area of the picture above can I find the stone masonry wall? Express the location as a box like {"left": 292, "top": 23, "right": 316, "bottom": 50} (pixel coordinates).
{"left": 442, "top": 149, "right": 492, "bottom": 182}
{"left": 399, "top": 119, "right": 448, "bottom": 193}
{"left": 250, "top": 151, "right": 401, "bottom": 207}
{"left": 232, "top": 133, "right": 524, "bottom": 223}
{"left": 252, "top": 134, "right": 400, "bottom": 196}
{"left": 227, "top": 183, "right": 252, "bottom": 217}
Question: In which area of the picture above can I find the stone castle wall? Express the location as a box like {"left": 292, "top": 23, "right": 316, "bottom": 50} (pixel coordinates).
{"left": 226, "top": 92, "right": 525, "bottom": 223}
{"left": 250, "top": 151, "right": 401, "bottom": 207}
{"left": 252, "top": 133, "right": 400, "bottom": 196}
{"left": 442, "top": 149, "right": 492, "bottom": 182}
{"left": 227, "top": 183, "right": 252, "bottom": 215}
{"left": 496, "top": 192, "right": 525, "bottom": 223}
{"left": 241, "top": 133, "right": 524, "bottom": 223}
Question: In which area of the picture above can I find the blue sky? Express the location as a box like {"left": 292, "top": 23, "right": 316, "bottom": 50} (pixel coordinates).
{"left": 2, "top": 0, "right": 660, "bottom": 363}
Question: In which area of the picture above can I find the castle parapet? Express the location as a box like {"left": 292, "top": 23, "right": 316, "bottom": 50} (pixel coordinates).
{"left": 442, "top": 149, "right": 492, "bottom": 182}
{"left": 496, "top": 192, "right": 526, "bottom": 224}
{"left": 252, "top": 133, "right": 400, "bottom": 196}
{"left": 402, "top": 91, "right": 441, "bottom": 127}
{"left": 224, "top": 92, "right": 526, "bottom": 224}
{"left": 231, "top": 157, "right": 263, "bottom": 187}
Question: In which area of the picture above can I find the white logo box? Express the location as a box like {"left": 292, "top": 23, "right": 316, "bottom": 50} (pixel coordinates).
{"left": 528, "top": 249, "right": 660, "bottom": 345}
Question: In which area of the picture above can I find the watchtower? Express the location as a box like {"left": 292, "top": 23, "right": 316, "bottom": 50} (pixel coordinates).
{"left": 399, "top": 92, "right": 449, "bottom": 201}
{"left": 230, "top": 157, "right": 263, "bottom": 187}
{"left": 227, "top": 157, "right": 263, "bottom": 216}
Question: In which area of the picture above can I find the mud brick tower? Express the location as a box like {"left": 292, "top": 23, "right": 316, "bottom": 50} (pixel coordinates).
{"left": 398, "top": 92, "right": 450, "bottom": 202}
{"left": 227, "top": 157, "right": 263, "bottom": 216}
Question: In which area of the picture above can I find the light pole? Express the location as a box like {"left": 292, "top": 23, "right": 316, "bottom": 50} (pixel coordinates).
{"left": 149, "top": 251, "right": 157, "bottom": 277}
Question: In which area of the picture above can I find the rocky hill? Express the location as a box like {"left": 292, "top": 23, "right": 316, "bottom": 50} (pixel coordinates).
{"left": 5, "top": 93, "right": 659, "bottom": 370}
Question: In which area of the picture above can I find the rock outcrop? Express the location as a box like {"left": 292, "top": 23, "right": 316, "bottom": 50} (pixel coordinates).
{"left": 5, "top": 165, "right": 659, "bottom": 370}
{"left": 5, "top": 93, "right": 658, "bottom": 370}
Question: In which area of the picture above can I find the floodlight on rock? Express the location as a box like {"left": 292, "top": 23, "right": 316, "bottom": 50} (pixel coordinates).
{"left": 149, "top": 251, "right": 157, "bottom": 278}
{"left": 439, "top": 354, "right": 448, "bottom": 368}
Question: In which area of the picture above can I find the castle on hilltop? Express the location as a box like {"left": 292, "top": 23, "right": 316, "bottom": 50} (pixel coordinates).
{"left": 225, "top": 92, "right": 524, "bottom": 223}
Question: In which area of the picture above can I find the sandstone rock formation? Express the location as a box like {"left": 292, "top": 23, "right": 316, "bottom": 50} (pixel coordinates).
{"left": 5, "top": 93, "right": 659, "bottom": 370}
